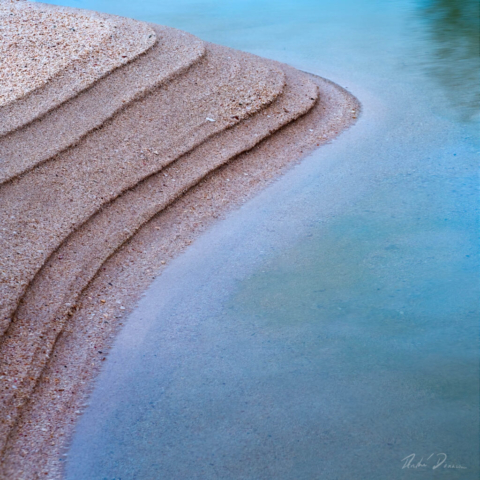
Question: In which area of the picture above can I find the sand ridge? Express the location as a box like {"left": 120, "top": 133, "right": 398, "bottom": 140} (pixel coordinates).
{"left": 0, "top": 2, "right": 360, "bottom": 477}
{"left": 0, "top": 42, "right": 285, "bottom": 341}
{"left": 0, "top": 0, "right": 156, "bottom": 136}
{"left": 0, "top": 65, "right": 317, "bottom": 450}
{"left": 0, "top": 0, "right": 116, "bottom": 106}
{"left": 0, "top": 24, "right": 206, "bottom": 184}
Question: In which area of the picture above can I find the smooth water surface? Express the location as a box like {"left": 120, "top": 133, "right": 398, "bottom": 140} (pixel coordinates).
{"left": 37, "top": 0, "right": 480, "bottom": 478}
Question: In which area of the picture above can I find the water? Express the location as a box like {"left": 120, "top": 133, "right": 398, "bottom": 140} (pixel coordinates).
{"left": 35, "top": 0, "right": 479, "bottom": 478}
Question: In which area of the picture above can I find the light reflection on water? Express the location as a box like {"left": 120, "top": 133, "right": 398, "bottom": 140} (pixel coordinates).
{"left": 415, "top": 0, "right": 480, "bottom": 121}
{"left": 30, "top": 0, "right": 479, "bottom": 478}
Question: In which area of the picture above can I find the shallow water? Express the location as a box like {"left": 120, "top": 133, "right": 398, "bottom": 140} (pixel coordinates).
{"left": 37, "top": 0, "right": 479, "bottom": 478}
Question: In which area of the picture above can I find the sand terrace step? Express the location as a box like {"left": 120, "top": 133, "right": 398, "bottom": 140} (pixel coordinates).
{"left": 0, "top": 0, "right": 156, "bottom": 136}
{"left": 0, "top": 64, "right": 318, "bottom": 454}
{"left": 0, "top": 24, "right": 206, "bottom": 184}
{"left": 0, "top": 43, "right": 286, "bottom": 338}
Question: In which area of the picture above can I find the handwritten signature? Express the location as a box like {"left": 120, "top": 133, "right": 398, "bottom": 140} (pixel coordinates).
{"left": 401, "top": 453, "right": 467, "bottom": 470}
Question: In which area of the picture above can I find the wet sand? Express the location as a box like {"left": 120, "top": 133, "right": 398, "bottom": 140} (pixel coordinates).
{"left": 0, "top": 1, "right": 359, "bottom": 478}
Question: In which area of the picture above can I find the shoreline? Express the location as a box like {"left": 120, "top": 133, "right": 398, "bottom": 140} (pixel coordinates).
{"left": 0, "top": 2, "right": 359, "bottom": 477}
{"left": 2, "top": 72, "right": 359, "bottom": 480}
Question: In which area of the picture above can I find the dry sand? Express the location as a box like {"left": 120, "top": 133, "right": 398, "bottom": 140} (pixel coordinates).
{"left": 0, "top": 23, "right": 205, "bottom": 183}
{"left": 0, "top": 0, "right": 116, "bottom": 106}
{"left": 0, "top": 0, "right": 156, "bottom": 136}
{"left": 0, "top": 2, "right": 360, "bottom": 478}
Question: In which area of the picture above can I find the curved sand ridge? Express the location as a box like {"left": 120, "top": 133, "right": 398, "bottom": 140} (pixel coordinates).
{"left": 0, "top": 41, "right": 286, "bottom": 340}
{"left": 0, "top": 0, "right": 116, "bottom": 106}
{"left": 0, "top": 0, "right": 156, "bottom": 136}
{"left": 0, "top": 24, "right": 205, "bottom": 184}
{"left": 0, "top": 2, "right": 360, "bottom": 477}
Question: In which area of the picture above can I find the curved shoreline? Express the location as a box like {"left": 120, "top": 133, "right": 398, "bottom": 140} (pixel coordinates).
{"left": 0, "top": 2, "right": 360, "bottom": 477}
{"left": 1, "top": 71, "right": 359, "bottom": 480}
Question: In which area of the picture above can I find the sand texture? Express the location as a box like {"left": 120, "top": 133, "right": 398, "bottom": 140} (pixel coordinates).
{"left": 0, "top": 2, "right": 360, "bottom": 478}
{"left": 0, "top": 0, "right": 156, "bottom": 136}
{"left": 0, "top": 41, "right": 285, "bottom": 340}
{"left": 0, "top": 24, "right": 205, "bottom": 183}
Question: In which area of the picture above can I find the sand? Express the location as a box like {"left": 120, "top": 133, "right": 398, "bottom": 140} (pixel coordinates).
{"left": 0, "top": 0, "right": 156, "bottom": 136}
{"left": 0, "top": 24, "right": 205, "bottom": 183}
{"left": 0, "top": 2, "right": 360, "bottom": 478}
{"left": 0, "top": 0, "right": 117, "bottom": 106}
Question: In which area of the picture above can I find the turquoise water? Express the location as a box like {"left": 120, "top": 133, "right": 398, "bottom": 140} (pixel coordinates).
{"left": 37, "top": 0, "right": 479, "bottom": 478}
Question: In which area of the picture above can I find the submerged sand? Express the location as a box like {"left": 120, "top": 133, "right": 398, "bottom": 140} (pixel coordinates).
{"left": 0, "top": 2, "right": 360, "bottom": 478}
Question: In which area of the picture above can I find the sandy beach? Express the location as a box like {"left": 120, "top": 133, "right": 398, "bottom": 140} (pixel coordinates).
{"left": 0, "top": 1, "right": 359, "bottom": 477}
